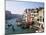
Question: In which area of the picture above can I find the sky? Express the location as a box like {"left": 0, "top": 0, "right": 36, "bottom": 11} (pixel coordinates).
{"left": 6, "top": 1, "right": 44, "bottom": 15}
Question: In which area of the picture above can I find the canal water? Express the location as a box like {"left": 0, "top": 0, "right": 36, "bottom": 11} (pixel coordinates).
{"left": 5, "top": 18, "right": 35, "bottom": 34}
{"left": 5, "top": 18, "right": 25, "bottom": 34}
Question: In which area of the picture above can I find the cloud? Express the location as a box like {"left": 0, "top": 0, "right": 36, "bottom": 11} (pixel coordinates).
{"left": 11, "top": 8, "right": 24, "bottom": 14}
